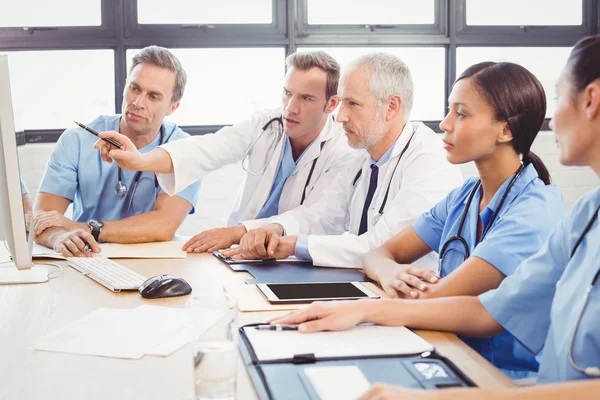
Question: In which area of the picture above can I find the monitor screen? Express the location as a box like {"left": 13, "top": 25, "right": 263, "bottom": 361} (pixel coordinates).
{"left": 0, "top": 55, "right": 45, "bottom": 282}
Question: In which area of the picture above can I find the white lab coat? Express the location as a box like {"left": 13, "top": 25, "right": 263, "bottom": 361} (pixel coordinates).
{"left": 156, "top": 108, "right": 354, "bottom": 226}
{"left": 270, "top": 122, "right": 464, "bottom": 270}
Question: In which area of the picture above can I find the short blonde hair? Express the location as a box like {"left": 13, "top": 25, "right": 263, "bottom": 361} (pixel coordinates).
{"left": 129, "top": 45, "right": 187, "bottom": 103}
{"left": 286, "top": 51, "right": 340, "bottom": 100}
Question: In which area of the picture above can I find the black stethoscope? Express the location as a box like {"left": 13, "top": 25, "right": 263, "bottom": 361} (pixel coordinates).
{"left": 242, "top": 115, "right": 328, "bottom": 205}
{"left": 567, "top": 203, "right": 600, "bottom": 377}
{"left": 438, "top": 164, "right": 526, "bottom": 268}
{"left": 351, "top": 124, "right": 417, "bottom": 226}
{"left": 115, "top": 125, "right": 164, "bottom": 215}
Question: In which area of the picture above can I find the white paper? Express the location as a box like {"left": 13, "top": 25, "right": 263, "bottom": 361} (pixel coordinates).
{"left": 33, "top": 305, "right": 195, "bottom": 359}
{"left": 32, "top": 241, "right": 187, "bottom": 259}
{"left": 32, "top": 242, "right": 108, "bottom": 259}
{"left": 33, "top": 308, "right": 160, "bottom": 359}
{"left": 304, "top": 366, "right": 371, "bottom": 400}
{"left": 243, "top": 325, "right": 434, "bottom": 362}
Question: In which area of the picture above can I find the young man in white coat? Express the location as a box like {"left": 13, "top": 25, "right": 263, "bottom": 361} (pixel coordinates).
{"left": 94, "top": 51, "right": 353, "bottom": 253}
{"left": 225, "top": 53, "right": 463, "bottom": 270}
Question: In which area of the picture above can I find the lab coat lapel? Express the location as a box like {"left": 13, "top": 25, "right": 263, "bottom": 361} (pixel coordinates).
{"left": 242, "top": 131, "right": 286, "bottom": 220}
{"left": 347, "top": 153, "right": 372, "bottom": 234}
{"left": 347, "top": 122, "right": 417, "bottom": 234}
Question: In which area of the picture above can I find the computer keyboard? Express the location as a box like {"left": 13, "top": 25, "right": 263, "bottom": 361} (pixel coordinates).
{"left": 66, "top": 257, "right": 147, "bottom": 292}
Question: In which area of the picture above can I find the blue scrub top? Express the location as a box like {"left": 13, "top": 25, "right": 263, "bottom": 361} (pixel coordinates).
{"left": 480, "top": 187, "right": 600, "bottom": 384}
{"left": 413, "top": 164, "right": 564, "bottom": 378}
{"left": 39, "top": 115, "right": 202, "bottom": 222}
{"left": 20, "top": 178, "right": 29, "bottom": 195}
{"left": 256, "top": 136, "right": 311, "bottom": 220}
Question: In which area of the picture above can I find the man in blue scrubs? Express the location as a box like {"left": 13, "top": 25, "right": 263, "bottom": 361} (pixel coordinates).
{"left": 33, "top": 46, "right": 201, "bottom": 257}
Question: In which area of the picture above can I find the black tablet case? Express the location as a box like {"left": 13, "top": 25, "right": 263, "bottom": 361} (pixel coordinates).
{"left": 213, "top": 252, "right": 370, "bottom": 284}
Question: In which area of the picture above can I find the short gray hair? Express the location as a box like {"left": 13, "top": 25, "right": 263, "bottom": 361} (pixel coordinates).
{"left": 129, "top": 45, "right": 187, "bottom": 103}
{"left": 344, "top": 52, "right": 414, "bottom": 116}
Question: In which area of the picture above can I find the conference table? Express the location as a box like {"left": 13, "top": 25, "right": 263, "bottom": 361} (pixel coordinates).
{"left": 0, "top": 250, "right": 516, "bottom": 399}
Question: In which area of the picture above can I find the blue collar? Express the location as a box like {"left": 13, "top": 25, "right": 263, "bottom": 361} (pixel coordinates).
{"left": 465, "top": 163, "right": 540, "bottom": 213}
{"left": 369, "top": 137, "right": 397, "bottom": 167}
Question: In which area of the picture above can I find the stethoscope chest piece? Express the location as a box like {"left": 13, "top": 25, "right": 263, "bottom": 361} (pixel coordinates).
{"left": 115, "top": 181, "right": 127, "bottom": 197}
{"left": 372, "top": 213, "right": 382, "bottom": 226}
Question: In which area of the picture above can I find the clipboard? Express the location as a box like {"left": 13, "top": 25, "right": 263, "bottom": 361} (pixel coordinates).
{"left": 238, "top": 323, "right": 476, "bottom": 400}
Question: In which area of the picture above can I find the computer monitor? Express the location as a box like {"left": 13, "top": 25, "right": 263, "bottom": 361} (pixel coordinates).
{"left": 0, "top": 55, "right": 47, "bottom": 283}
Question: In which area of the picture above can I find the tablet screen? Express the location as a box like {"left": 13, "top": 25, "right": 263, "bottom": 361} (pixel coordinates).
{"left": 266, "top": 282, "right": 368, "bottom": 300}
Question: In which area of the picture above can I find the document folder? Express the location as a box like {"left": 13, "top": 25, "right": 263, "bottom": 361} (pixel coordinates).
{"left": 239, "top": 323, "right": 476, "bottom": 400}
{"left": 213, "top": 251, "right": 369, "bottom": 284}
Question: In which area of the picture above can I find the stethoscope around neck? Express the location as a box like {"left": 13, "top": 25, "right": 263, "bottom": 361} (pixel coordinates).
{"left": 351, "top": 124, "right": 417, "bottom": 226}
{"left": 438, "top": 164, "right": 526, "bottom": 267}
{"left": 241, "top": 116, "right": 284, "bottom": 177}
{"left": 241, "top": 115, "right": 327, "bottom": 205}
{"left": 567, "top": 203, "right": 600, "bottom": 377}
{"left": 115, "top": 125, "right": 164, "bottom": 215}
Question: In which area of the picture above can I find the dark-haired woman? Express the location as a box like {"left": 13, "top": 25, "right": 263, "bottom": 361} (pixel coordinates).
{"left": 273, "top": 61, "right": 566, "bottom": 379}
{"left": 271, "top": 35, "right": 600, "bottom": 399}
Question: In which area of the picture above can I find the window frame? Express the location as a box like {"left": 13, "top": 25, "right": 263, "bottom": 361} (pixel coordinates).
{"left": 296, "top": 0, "right": 447, "bottom": 41}
{"left": 0, "top": 0, "right": 596, "bottom": 143}
{"left": 0, "top": 0, "right": 115, "bottom": 47}
{"left": 123, "top": 0, "right": 288, "bottom": 46}
{"left": 455, "top": 0, "right": 595, "bottom": 46}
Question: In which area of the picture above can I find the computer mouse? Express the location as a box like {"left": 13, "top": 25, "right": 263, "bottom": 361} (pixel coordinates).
{"left": 138, "top": 274, "right": 192, "bottom": 299}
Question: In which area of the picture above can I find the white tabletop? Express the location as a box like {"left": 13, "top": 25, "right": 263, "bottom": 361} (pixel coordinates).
{"left": 0, "top": 249, "right": 515, "bottom": 399}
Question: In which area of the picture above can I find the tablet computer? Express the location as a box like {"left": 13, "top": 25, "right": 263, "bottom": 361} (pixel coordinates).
{"left": 256, "top": 282, "right": 380, "bottom": 304}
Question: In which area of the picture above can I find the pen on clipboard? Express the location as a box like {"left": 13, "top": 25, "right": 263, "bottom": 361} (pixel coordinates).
{"left": 254, "top": 324, "right": 299, "bottom": 331}
{"left": 73, "top": 121, "right": 123, "bottom": 149}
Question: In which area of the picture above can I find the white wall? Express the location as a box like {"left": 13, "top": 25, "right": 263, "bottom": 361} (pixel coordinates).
{"left": 459, "top": 131, "right": 600, "bottom": 209}
{"left": 17, "top": 130, "right": 599, "bottom": 237}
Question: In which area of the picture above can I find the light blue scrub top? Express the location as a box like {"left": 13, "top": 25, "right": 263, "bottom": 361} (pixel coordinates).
{"left": 39, "top": 115, "right": 202, "bottom": 222}
{"left": 295, "top": 137, "right": 396, "bottom": 260}
{"left": 413, "top": 164, "right": 564, "bottom": 378}
{"left": 20, "top": 178, "right": 29, "bottom": 195}
{"left": 480, "top": 187, "right": 600, "bottom": 384}
{"left": 255, "top": 136, "right": 311, "bottom": 220}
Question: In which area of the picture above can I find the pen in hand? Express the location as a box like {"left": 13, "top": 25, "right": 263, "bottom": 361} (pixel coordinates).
{"left": 73, "top": 121, "right": 123, "bottom": 149}
{"left": 254, "top": 324, "right": 299, "bottom": 331}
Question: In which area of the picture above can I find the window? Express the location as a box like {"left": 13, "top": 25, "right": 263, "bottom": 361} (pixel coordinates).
{"left": 306, "top": 0, "right": 435, "bottom": 25}
{"left": 456, "top": 47, "right": 572, "bottom": 117}
{"left": 0, "top": 0, "right": 102, "bottom": 27}
{"left": 126, "top": 48, "right": 285, "bottom": 126}
{"left": 298, "top": 47, "right": 446, "bottom": 121}
{"left": 4, "top": 0, "right": 596, "bottom": 141}
{"left": 1, "top": 50, "right": 115, "bottom": 131}
{"left": 137, "top": 0, "right": 273, "bottom": 25}
{"left": 466, "top": 0, "right": 582, "bottom": 26}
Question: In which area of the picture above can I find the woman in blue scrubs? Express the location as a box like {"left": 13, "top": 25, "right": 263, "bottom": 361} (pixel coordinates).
{"left": 271, "top": 35, "right": 600, "bottom": 399}
{"left": 359, "top": 61, "right": 564, "bottom": 379}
